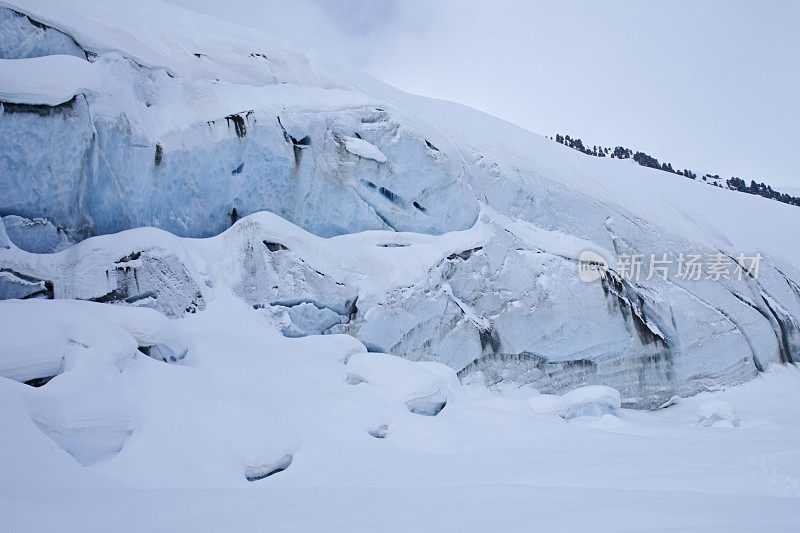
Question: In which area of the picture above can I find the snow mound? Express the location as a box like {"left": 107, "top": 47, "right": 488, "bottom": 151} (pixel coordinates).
{"left": 244, "top": 454, "right": 293, "bottom": 482}
{"left": 526, "top": 394, "right": 567, "bottom": 416}
{"left": 561, "top": 385, "right": 622, "bottom": 418}
{"left": 695, "top": 400, "right": 740, "bottom": 428}
{"left": 0, "top": 299, "right": 191, "bottom": 382}
{"left": 346, "top": 352, "right": 448, "bottom": 416}
{"left": 527, "top": 385, "right": 621, "bottom": 419}
{"left": 0, "top": 299, "right": 136, "bottom": 384}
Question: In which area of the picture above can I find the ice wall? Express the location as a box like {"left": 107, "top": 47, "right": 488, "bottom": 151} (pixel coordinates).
{"left": 2, "top": 4, "right": 800, "bottom": 407}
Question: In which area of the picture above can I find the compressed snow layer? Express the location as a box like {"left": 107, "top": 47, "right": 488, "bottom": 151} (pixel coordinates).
{"left": 343, "top": 136, "right": 387, "bottom": 163}
{"left": 0, "top": 0, "right": 335, "bottom": 87}
{"left": 0, "top": 54, "right": 99, "bottom": 104}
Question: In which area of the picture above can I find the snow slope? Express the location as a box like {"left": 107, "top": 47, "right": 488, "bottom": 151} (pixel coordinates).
{"left": 1, "top": 1, "right": 800, "bottom": 529}
{"left": 2, "top": 293, "right": 800, "bottom": 531}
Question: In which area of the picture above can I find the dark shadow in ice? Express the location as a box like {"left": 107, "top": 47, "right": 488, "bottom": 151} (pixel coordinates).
{"left": 137, "top": 344, "right": 187, "bottom": 364}
{"left": 24, "top": 375, "right": 57, "bottom": 388}
{"left": 406, "top": 391, "right": 447, "bottom": 416}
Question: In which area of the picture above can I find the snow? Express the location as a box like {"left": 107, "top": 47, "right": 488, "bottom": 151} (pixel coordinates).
{"left": 0, "top": 54, "right": 99, "bottom": 105}
{"left": 2, "top": 290, "right": 800, "bottom": 530}
{"left": 346, "top": 352, "right": 448, "bottom": 415}
{"left": 526, "top": 385, "right": 621, "bottom": 419}
{"left": 1, "top": 0, "right": 800, "bottom": 529}
{"left": 696, "top": 400, "right": 740, "bottom": 428}
{"left": 343, "top": 135, "right": 388, "bottom": 163}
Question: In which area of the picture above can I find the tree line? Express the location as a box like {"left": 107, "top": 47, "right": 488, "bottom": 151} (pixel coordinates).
{"left": 553, "top": 134, "right": 799, "bottom": 208}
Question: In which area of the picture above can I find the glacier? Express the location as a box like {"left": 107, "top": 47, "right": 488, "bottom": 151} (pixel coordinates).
{"left": 2, "top": 1, "right": 800, "bottom": 408}
{"left": 2, "top": 1, "right": 800, "bottom": 529}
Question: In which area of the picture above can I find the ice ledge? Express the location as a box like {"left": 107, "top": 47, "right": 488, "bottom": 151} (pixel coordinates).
{"left": 0, "top": 55, "right": 98, "bottom": 105}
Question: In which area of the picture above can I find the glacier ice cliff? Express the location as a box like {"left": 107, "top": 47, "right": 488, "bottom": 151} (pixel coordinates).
{"left": 2, "top": 2, "right": 800, "bottom": 408}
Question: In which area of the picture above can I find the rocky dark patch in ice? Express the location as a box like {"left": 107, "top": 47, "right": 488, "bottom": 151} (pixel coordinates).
{"left": 478, "top": 328, "right": 502, "bottom": 353}
{"left": 599, "top": 271, "right": 668, "bottom": 348}
{"left": 95, "top": 250, "right": 205, "bottom": 317}
{"left": 758, "top": 295, "right": 798, "bottom": 365}
{"left": 115, "top": 251, "right": 142, "bottom": 263}
{"left": 263, "top": 240, "right": 288, "bottom": 252}
{"left": 225, "top": 113, "right": 247, "bottom": 138}
{"left": 0, "top": 95, "right": 77, "bottom": 116}
{"left": 447, "top": 247, "right": 483, "bottom": 261}
{"left": 378, "top": 187, "right": 397, "bottom": 203}
{"left": 276, "top": 116, "right": 310, "bottom": 164}
{"left": 458, "top": 352, "right": 597, "bottom": 392}
{"left": 24, "top": 375, "right": 57, "bottom": 387}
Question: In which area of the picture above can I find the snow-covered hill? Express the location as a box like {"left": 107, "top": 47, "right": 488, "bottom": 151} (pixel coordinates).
{"left": 1, "top": 1, "right": 800, "bottom": 529}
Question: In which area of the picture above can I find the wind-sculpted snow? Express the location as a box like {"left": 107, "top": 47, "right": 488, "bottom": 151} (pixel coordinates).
{"left": 2, "top": 0, "right": 800, "bottom": 409}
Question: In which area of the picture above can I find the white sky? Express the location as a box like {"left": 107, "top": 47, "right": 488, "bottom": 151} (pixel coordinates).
{"left": 168, "top": 0, "right": 800, "bottom": 189}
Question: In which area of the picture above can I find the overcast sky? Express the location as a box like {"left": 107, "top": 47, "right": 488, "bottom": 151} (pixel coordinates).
{"left": 169, "top": 0, "right": 800, "bottom": 189}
